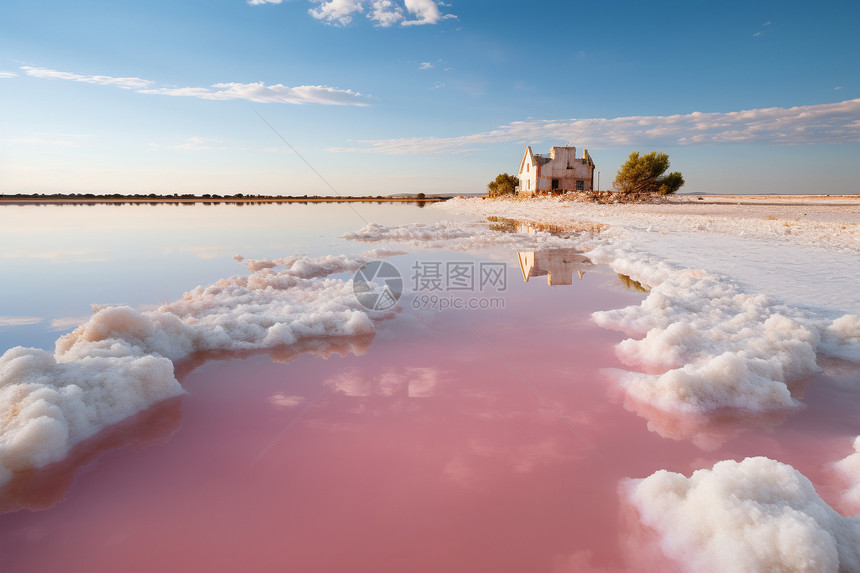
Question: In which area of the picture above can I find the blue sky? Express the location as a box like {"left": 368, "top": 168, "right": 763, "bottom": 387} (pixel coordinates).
{"left": 1, "top": 0, "right": 857, "bottom": 195}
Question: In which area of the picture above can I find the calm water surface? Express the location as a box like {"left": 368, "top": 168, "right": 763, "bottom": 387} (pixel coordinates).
{"left": 0, "top": 204, "right": 858, "bottom": 572}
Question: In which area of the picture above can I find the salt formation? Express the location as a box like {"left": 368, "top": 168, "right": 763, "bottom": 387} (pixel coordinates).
{"left": 346, "top": 217, "right": 860, "bottom": 417}
{"left": 343, "top": 220, "right": 577, "bottom": 252}
{"left": 628, "top": 457, "right": 860, "bottom": 573}
{"left": 592, "top": 263, "right": 818, "bottom": 412}
{"left": 435, "top": 196, "right": 860, "bottom": 256}
{"left": 0, "top": 255, "right": 386, "bottom": 485}
{"left": 587, "top": 239, "right": 860, "bottom": 416}
{"left": 836, "top": 437, "right": 860, "bottom": 512}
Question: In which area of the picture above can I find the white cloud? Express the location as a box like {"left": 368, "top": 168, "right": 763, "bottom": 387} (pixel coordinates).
{"left": 22, "top": 66, "right": 369, "bottom": 106}
{"left": 0, "top": 71, "right": 17, "bottom": 78}
{"left": 309, "top": 0, "right": 364, "bottom": 25}
{"left": 247, "top": 0, "right": 283, "bottom": 4}
{"left": 368, "top": 0, "right": 403, "bottom": 26}
{"left": 753, "top": 21, "right": 772, "bottom": 37}
{"left": 329, "top": 99, "right": 860, "bottom": 154}
{"left": 305, "top": 0, "right": 452, "bottom": 26}
{"left": 21, "top": 66, "right": 151, "bottom": 89}
{"left": 172, "top": 136, "right": 225, "bottom": 150}
{"left": 49, "top": 316, "right": 91, "bottom": 331}
{"left": 141, "top": 81, "right": 369, "bottom": 105}
{"left": 1, "top": 248, "right": 108, "bottom": 263}
{"left": 418, "top": 61, "right": 434, "bottom": 70}
{"left": 268, "top": 393, "right": 306, "bottom": 408}
{"left": 0, "top": 316, "right": 44, "bottom": 327}
{"left": 402, "top": 0, "right": 454, "bottom": 25}
{"left": 7, "top": 134, "right": 92, "bottom": 147}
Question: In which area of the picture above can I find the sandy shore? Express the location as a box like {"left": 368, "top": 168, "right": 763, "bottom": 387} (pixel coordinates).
{"left": 655, "top": 194, "right": 860, "bottom": 224}
{"left": 441, "top": 194, "right": 860, "bottom": 255}
{"left": 557, "top": 194, "right": 860, "bottom": 225}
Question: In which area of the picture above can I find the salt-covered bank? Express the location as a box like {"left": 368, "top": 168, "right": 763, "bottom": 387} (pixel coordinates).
{"left": 1, "top": 194, "right": 859, "bottom": 571}
{"left": 426, "top": 195, "right": 860, "bottom": 572}
{"left": 0, "top": 255, "right": 390, "bottom": 484}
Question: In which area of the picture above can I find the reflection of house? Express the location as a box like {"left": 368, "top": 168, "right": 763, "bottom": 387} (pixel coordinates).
{"left": 518, "top": 248, "right": 594, "bottom": 286}
{"left": 517, "top": 146, "right": 595, "bottom": 195}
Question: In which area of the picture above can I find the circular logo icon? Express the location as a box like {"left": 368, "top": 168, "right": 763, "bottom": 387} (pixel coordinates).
{"left": 353, "top": 260, "right": 403, "bottom": 311}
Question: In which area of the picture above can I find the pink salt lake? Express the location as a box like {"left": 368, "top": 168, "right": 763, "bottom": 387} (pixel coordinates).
{"left": 0, "top": 204, "right": 858, "bottom": 572}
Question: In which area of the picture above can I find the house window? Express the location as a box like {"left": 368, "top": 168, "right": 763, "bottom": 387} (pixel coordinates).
{"left": 526, "top": 163, "right": 529, "bottom": 172}
{"left": 527, "top": 180, "right": 530, "bottom": 190}
{"left": 576, "top": 180, "right": 584, "bottom": 191}
{"left": 551, "top": 179, "right": 559, "bottom": 190}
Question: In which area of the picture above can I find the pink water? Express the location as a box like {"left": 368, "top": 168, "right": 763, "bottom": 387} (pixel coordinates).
{"left": 1, "top": 264, "right": 858, "bottom": 572}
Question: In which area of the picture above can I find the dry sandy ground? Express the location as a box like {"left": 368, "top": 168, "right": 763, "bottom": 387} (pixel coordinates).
{"left": 651, "top": 194, "right": 860, "bottom": 224}
{"left": 443, "top": 194, "right": 860, "bottom": 255}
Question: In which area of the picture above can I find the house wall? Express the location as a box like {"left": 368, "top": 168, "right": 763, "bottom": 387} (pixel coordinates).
{"left": 517, "top": 146, "right": 595, "bottom": 195}
{"left": 517, "top": 149, "right": 538, "bottom": 195}
{"left": 540, "top": 147, "right": 593, "bottom": 192}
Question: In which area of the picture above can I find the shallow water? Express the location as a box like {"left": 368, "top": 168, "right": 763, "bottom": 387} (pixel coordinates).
{"left": 1, "top": 204, "right": 858, "bottom": 572}
{"left": 0, "top": 203, "right": 459, "bottom": 350}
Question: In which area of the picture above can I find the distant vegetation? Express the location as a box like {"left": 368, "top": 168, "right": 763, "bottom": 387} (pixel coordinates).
{"left": 0, "top": 193, "right": 448, "bottom": 205}
{"left": 613, "top": 152, "right": 685, "bottom": 198}
{"left": 487, "top": 173, "right": 519, "bottom": 197}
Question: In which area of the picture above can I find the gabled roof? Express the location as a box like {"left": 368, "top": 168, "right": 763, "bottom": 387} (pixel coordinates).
{"left": 520, "top": 145, "right": 551, "bottom": 173}
{"left": 519, "top": 146, "right": 535, "bottom": 173}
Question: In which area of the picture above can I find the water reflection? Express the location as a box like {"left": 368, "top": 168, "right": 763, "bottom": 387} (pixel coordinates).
{"left": 0, "top": 397, "right": 183, "bottom": 514}
{"left": 518, "top": 248, "right": 595, "bottom": 286}
{"left": 0, "top": 333, "right": 375, "bottom": 515}
{"left": 616, "top": 390, "right": 793, "bottom": 451}
{"left": 487, "top": 216, "right": 605, "bottom": 236}
{"left": 172, "top": 334, "right": 375, "bottom": 380}
{"left": 616, "top": 274, "right": 649, "bottom": 293}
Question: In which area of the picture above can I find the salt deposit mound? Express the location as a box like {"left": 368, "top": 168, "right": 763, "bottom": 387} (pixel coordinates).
{"left": 592, "top": 263, "right": 817, "bottom": 413}
{"left": 628, "top": 457, "right": 860, "bottom": 573}
{"left": 345, "top": 218, "right": 860, "bottom": 417}
{"left": 343, "top": 220, "right": 577, "bottom": 252}
{"left": 588, "top": 240, "right": 860, "bottom": 416}
{"left": 0, "top": 255, "right": 386, "bottom": 485}
{"left": 836, "top": 437, "right": 860, "bottom": 512}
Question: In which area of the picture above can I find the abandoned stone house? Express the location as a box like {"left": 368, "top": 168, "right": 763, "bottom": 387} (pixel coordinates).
{"left": 517, "top": 146, "right": 595, "bottom": 195}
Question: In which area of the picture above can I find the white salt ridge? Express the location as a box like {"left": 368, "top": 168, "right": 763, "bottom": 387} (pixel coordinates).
{"left": 587, "top": 240, "right": 859, "bottom": 414}
{"left": 591, "top": 251, "right": 820, "bottom": 413}
{"left": 431, "top": 198, "right": 860, "bottom": 564}
{"left": 836, "top": 437, "right": 860, "bottom": 512}
{"left": 360, "top": 248, "right": 408, "bottom": 259}
{"left": 0, "top": 255, "right": 384, "bottom": 485}
{"left": 435, "top": 197, "right": 860, "bottom": 314}
{"left": 343, "top": 220, "right": 576, "bottom": 252}
{"left": 435, "top": 196, "right": 860, "bottom": 256}
{"left": 243, "top": 254, "right": 364, "bottom": 278}
{"left": 348, "top": 214, "right": 860, "bottom": 415}
{"left": 628, "top": 457, "right": 860, "bottom": 573}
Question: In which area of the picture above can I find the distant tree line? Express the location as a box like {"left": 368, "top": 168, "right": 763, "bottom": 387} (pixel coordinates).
{"left": 0, "top": 192, "right": 445, "bottom": 202}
